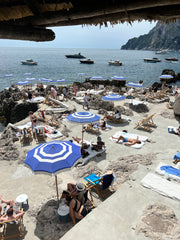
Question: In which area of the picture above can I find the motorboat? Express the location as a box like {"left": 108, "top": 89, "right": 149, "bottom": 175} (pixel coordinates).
{"left": 80, "top": 58, "right": 94, "bottom": 64}
{"left": 108, "top": 60, "right": 122, "bottom": 66}
{"left": 21, "top": 59, "right": 38, "bottom": 65}
{"left": 144, "top": 57, "right": 161, "bottom": 63}
{"left": 65, "top": 53, "right": 85, "bottom": 58}
{"left": 155, "top": 50, "right": 168, "bottom": 54}
{"left": 165, "top": 57, "right": 178, "bottom": 61}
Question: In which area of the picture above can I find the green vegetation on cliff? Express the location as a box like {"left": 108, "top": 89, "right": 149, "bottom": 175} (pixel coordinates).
{"left": 121, "top": 21, "right": 180, "bottom": 50}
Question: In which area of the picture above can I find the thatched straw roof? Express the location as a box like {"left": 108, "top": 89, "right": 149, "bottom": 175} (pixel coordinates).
{"left": 0, "top": 0, "right": 180, "bottom": 41}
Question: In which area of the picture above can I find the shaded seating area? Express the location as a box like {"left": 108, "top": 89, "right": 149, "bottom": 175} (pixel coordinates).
{"left": 134, "top": 114, "right": 156, "bottom": 131}
{"left": 84, "top": 171, "right": 114, "bottom": 199}
{"left": 0, "top": 216, "right": 23, "bottom": 240}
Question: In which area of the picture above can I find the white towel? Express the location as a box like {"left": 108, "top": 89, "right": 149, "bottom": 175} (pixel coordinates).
{"left": 109, "top": 131, "right": 147, "bottom": 149}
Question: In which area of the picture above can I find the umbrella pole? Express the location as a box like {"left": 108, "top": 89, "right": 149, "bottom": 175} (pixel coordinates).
{"left": 81, "top": 125, "right": 84, "bottom": 146}
{"left": 55, "top": 175, "right": 59, "bottom": 200}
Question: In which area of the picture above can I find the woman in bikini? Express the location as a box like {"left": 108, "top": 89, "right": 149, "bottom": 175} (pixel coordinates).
{"left": 111, "top": 135, "right": 141, "bottom": 145}
{"left": 63, "top": 191, "right": 89, "bottom": 225}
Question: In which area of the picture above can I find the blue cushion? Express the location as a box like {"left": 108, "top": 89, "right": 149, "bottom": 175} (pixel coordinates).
{"left": 84, "top": 173, "right": 100, "bottom": 185}
{"left": 160, "top": 165, "right": 180, "bottom": 177}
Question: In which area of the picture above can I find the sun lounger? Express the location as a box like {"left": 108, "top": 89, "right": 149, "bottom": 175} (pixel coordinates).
{"left": 134, "top": 114, "right": 156, "bottom": 131}
{"left": 141, "top": 173, "right": 180, "bottom": 201}
{"left": 109, "top": 131, "right": 148, "bottom": 149}
{"left": 155, "top": 162, "right": 180, "bottom": 183}
{"left": 85, "top": 124, "right": 101, "bottom": 135}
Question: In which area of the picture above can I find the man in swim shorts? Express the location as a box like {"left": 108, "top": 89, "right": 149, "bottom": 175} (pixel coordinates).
{"left": 111, "top": 135, "right": 141, "bottom": 145}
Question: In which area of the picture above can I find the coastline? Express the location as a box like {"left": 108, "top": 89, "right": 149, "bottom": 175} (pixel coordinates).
{"left": 0, "top": 85, "right": 180, "bottom": 239}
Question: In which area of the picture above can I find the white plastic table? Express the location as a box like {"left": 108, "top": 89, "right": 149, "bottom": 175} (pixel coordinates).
{"left": 58, "top": 205, "right": 69, "bottom": 222}
{"left": 16, "top": 194, "right": 28, "bottom": 208}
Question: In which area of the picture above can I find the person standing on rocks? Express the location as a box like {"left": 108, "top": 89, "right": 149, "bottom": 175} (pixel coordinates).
{"left": 83, "top": 92, "right": 89, "bottom": 110}
{"left": 29, "top": 111, "right": 38, "bottom": 137}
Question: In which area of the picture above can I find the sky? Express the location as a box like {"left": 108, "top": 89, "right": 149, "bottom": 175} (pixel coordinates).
{"left": 0, "top": 20, "right": 157, "bottom": 49}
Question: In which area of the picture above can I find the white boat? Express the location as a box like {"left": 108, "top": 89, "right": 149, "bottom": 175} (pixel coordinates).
{"left": 80, "top": 58, "right": 94, "bottom": 64}
{"left": 21, "top": 59, "right": 38, "bottom": 65}
{"left": 108, "top": 60, "right": 122, "bottom": 66}
{"left": 155, "top": 50, "right": 168, "bottom": 54}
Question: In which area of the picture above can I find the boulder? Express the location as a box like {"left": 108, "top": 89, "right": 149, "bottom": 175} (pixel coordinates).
{"left": 174, "top": 95, "right": 180, "bottom": 115}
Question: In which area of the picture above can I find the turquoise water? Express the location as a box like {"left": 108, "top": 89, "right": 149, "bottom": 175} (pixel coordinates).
{"left": 0, "top": 47, "right": 180, "bottom": 91}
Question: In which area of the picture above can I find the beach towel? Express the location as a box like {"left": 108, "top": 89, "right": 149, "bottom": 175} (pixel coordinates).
{"left": 44, "top": 125, "right": 63, "bottom": 139}
{"left": 109, "top": 131, "right": 148, "bottom": 149}
{"left": 168, "top": 126, "right": 179, "bottom": 135}
{"left": 17, "top": 122, "right": 32, "bottom": 130}
{"left": 155, "top": 162, "right": 180, "bottom": 183}
{"left": 90, "top": 123, "right": 112, "bottom": 131}
{"left": 141, "top": 173, "right": 180, "bottom": 201}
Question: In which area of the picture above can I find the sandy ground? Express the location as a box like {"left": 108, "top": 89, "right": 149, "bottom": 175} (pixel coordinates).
{"left": 0, "top": 95, "right": 180, "bottom": 240}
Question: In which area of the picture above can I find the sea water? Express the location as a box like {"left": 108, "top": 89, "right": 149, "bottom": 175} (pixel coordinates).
{"left": 0, "top": 47, "right": 180, "bottom": 91}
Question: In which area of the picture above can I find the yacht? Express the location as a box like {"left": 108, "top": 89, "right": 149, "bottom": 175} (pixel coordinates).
{"left": 165, "top": 57, "right": 178, "bottom": 61}
{"left": 108, "top": 60, "right": 122, "bottom": 66}
{"left": 80, "top": 58, "right": 94, "bottom": 64}
{"left": 65, "top": 53, "right": 85, "bottom": 58}
{"left": 21, "top": 59, "right": 38, "bottom": 65}
{"left": 144, "top": 57, "right": 161, "bottom": 63}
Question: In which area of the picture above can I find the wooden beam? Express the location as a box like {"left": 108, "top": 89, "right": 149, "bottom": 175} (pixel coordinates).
{"left": 0, "top": 25, "right": 55, "bottom": 41}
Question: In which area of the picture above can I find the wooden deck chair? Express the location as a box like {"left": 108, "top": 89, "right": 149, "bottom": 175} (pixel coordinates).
{"left": 83, "top": 188, "right": 95, "bottom": 209}
{"left": 0, "top": 216, "right": 23, "bottom": 240}
{"left": 106, "top": 115, "right": 125, "bottom": 124}
{"left": 19, "top": 128, "right": 32, "bottom": 146}
{"left": 134, "top": 114, "right": 156, "bottom": 131}
{"left": 84, "top": 171, "right": 114, "bottom": 199}
{"left": 34, "top": 126, "right": 46, "bottom": 143}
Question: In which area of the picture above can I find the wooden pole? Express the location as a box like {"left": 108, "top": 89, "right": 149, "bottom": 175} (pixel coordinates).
{"left": 55, "top": 175, "right": 59, "bottom": 200}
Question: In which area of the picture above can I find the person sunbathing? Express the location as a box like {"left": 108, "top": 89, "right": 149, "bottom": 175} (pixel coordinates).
{"left": 111, "top": 135, "right": 141, "bottom": 145}
{"left": 0, "top": 207, "right": 24, "bottom": 223}
{"left": 72, "top": 136, "right": 82, "bottom": 144}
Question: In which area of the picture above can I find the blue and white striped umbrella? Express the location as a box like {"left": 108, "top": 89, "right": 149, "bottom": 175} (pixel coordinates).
{"left": 16, "top": 80, "right": 30, "bottom": 85}
{"left": 89, "top": 76, "right": 105, "bottom": 80}
{"left": 4, "top": 74, "right": 14, "bottom": 77}
{"left": 56, "top": 79, "right": 66, "bottom": 82}
{"left": 111, "top": 76, "right": 126, "bottom": 80}
{"left": 25, "top": 140, "right": 81, "bottom": 173}
{"left": 24, "top": 73, "right": 32, "bottom": 76}
{"left": 102, "top": 94, "right": 125, "bottom": 101}
{"left": 40, "top": 78, "right": 54, "bottom": 82}
{"left": 159, "top": 74, "right": 173, "bottom": 79}
{"left": 77, "top": 73, "right": 87, "bottom": 76}
{"left": 24, "top": 140, "right": 81, "bottom": 199}
{"left": 66, "top": 112, "right": 100, "bottom": 123}
{"left": 126, "top": 82, "right": 145, "bottom": 88}
{"left": 24, "top": 77, "right": 36, "bottom": 81}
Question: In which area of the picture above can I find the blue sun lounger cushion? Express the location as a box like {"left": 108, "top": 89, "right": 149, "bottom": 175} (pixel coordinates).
{"left": 160, "top": 165, "right": 180, "bottom": 178}
{"left": 173, "top": 152, "right": 180, "bottom": 160}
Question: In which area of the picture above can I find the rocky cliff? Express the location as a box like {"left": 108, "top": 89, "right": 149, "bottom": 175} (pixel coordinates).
{"left": 121, "top": 21, "right": 180, "bottom": 50}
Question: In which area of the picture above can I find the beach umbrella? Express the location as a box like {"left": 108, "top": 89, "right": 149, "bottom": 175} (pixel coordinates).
{"left": 89, "top": 76, "right": 105, "bottom": 80}
{"left": 4, "top": 74, "right": 14, "bottom": 77}
{"left": 102, "top": 94, "right": 125, "bottom": 101}
{"left": 66, "top": 112, "right": 100, "bottom": 143}
{"left": 56, "top": 79, "right": 66, "bottom": 83}
{"left": 16, "top": 80, "right": 30, "bottom": 85}
{"left": 24, "top": 73, "right": 32, "bottom": 76}
{"left": 126, "top": 82, "right": 145, "bottom": 88}
{"left": 111, "top": 76, "right": 126, "bottom": 80}
{"left": 24, "top": 77, "right": 36, "bottom": 81}
{"left": 40, "top": 78, "right": 53, "bottom": 82}
{"left": 159, "top": 74, "right": 173, "bottom": 79}
{"left": 24, "top": 140, "right": 81, "bottom": 199}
